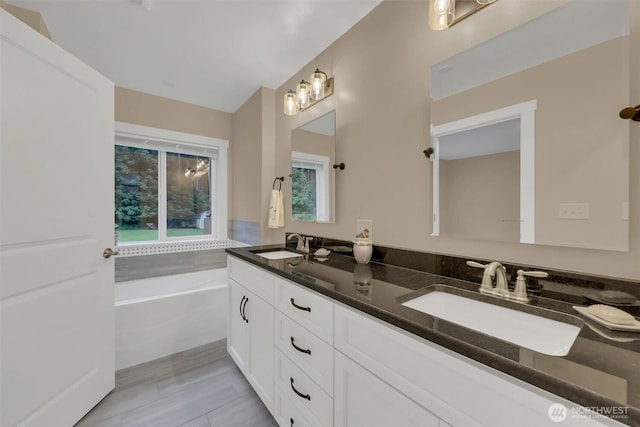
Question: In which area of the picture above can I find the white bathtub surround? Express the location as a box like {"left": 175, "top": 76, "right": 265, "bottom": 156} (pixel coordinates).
{"left": 115, "top": 269, "right": 228, "bottom": 370}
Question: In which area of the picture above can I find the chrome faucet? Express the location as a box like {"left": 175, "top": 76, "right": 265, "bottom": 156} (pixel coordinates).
{"left": 467, "top": 260, "right": 547, "bottom": 303}
{"left": 287, "top": 234, "right": 307, "bottom": 252}
{"left": 486, "top": 261, "right": 509, "bottom": 295}
{"left": 468, "top": 260, "right": 508, "bottom": 296}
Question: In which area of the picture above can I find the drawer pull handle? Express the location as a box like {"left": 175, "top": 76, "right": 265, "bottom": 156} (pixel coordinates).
{"left": 242, "top": 296, "right": 249, "bottom": 323}
{"left": 290, "top": 418, "right": 294, "bottom": 427}
{"left": 290, "top": 337, "right": 311, "bottom": 355}
{"left": 290, "top": 377, "right": 311, "bottom": 401}
{"left": 239, "top": 296, "right": 245, "bottom": 321}
{"left": 290, "top": 298, "right": 311, "bottom": 312}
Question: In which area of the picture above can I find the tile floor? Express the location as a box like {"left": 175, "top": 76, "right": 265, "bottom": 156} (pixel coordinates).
{"left": 75, "top": 340, "right": 276, "bottom": 427}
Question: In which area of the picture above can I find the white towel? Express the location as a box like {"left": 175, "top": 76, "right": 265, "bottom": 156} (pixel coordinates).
{"left": 268, "top": 189, "right": 285, "bottom": 228}
{"left": 277, "top": 189, "right": 284, "bottom": 227}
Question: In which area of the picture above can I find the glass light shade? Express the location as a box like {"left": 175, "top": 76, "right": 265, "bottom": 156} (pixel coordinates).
{"left": 310, "top": 69, "right": 327, "bottom": 101}
{"left": 429, "top": 0, "right": 455, "bottom": 31}
{"left": 284, "top": 90, "right": 297, "bottom": 116}
{"left": 296, "top": 80, "right": 311, "bottom": 109}
{"left": 476, "top": 0, "right": 496, "bottom": 4}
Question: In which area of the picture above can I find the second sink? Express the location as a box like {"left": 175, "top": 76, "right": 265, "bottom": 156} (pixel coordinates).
{"left": 401, "top": 288, "right": 581, "bottom": 356}
{"left": 251, "top": 249, "right": 303, "bottom": 260}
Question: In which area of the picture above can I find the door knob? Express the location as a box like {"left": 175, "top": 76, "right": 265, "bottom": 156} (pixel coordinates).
{"left": 103, "top": 248, "right": 120, "bottom": 258}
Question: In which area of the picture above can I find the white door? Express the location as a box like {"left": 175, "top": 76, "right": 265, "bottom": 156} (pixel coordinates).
{"left": 0, "top": 9, "right": 115, "bottom": 427}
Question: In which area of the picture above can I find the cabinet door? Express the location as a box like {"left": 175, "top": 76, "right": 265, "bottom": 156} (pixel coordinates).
{"left": 248, "top": 293, "right": 275, "bottom": 412}
{"left": 228, "top": 279, "right": 250, "bottom": 373}
{"left": 334, "top": 352, "right": 440, "bottom": 427}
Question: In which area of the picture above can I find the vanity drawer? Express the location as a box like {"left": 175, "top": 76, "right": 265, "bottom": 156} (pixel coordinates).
{"left": 228, "top": 256, "right": 274, "bottom": 304}
{"left": 273, "top": 384, "right": 324, "bottom": 427}
{"left": 275, "top": 277, "right": 334, "bottom": 344}
{"left": 274, "top": 349, "right": 333, "bottom": 427}
{"left": 275, "top": 311, "right": 334, "bottom": 395}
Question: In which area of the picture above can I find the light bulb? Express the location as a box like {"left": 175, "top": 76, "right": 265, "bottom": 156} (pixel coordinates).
{"left": 296, "top": 80, "right": 311, "bottom": 109}
{"left": 284, "top": 90, "right": 297, "bottom": 116}
{"left": 310, "top": 69, "right": 326, "bottom": 101}
{"left": 433, "top": 0, "right": 449, "bottom": 13}
{"left": 429, "top": 0, "right": 454, "bottom": 30}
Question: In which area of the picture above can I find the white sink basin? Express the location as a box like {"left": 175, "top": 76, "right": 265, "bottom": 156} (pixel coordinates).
{"left": 254, "top": 250, "right": 303, "bottom": 260}
{"left": 402, "top": 291, "right": 580, "bottom": 356}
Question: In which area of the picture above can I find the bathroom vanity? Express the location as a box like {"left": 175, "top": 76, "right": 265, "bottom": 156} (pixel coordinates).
{"left": 226, "top": 246, "right": 639, "bottom": 426}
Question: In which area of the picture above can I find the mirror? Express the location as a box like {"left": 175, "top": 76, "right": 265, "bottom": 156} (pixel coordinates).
{"left": 291, "top": 110, "right": 336, "bottom": 223}
{"left": 430, "top": 0, "right": 630, "bottom": 251}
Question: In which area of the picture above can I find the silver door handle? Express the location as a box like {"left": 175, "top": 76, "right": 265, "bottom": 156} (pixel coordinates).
{"left": 103, "top": 248, "right": 120, "bottom": 258}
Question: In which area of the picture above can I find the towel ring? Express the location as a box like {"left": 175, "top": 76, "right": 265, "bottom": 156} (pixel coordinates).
{"left": 273, "top": 176, "right": 284, "bottom": 190}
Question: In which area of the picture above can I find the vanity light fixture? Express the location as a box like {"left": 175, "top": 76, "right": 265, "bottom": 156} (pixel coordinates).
{"left": 284, "top": 68, "right": 334, "bottom": 116}
{"left": 429, "top": 0, "right": 497, "bottom": 31}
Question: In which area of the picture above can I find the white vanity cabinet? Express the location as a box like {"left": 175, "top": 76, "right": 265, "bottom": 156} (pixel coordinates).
{"left": 334, "top": 305, "right": 623, "bottom": 427}
{"left": 227, "top": 257, "right": 275, "bottom": 412}
{"left": 226, "top": 255, "right": 624, "bottom": 427}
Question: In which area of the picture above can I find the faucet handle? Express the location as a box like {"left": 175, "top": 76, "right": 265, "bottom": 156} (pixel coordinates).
{"left": 466, "top": 260, "right": 488, "bottom": 269}
{"left": 513, "top": 269, "right": 548, "bottom": 302}
{"left": 518, "top": 270, "right": 549, "bottom": 279}
{"left": 467, "top": 260, "right": 495, "bottom": 291}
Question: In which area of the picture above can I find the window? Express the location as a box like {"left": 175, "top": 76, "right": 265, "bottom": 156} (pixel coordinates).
{"left": 115, "top": 123, "right": 228, "bottom": 244}
{"left": 291, "top": 151, "right": 329, "bottom": 222}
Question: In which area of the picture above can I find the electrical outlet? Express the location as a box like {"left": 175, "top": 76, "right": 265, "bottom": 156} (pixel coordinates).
{"left": 559, "top": 203, "right": 589, "bottom": 220}
{"left": 356, "top": 219, "right": 373, "bottom": 239}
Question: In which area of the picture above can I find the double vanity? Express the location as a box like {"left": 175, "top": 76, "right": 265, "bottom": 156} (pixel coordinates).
{"left": 226, "top": 244, "right": 640, "bottom": 426}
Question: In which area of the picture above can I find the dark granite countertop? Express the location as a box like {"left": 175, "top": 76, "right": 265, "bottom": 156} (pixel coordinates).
{"left": 226, "top": 244, "right": 640, "bottom": 426}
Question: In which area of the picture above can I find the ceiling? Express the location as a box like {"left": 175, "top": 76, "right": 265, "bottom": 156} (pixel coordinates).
{"left": 439, "top": 118, "right": 520, "bottom": 161}
{"left": 9, "top": 0, "right": 382, "bottom": 113}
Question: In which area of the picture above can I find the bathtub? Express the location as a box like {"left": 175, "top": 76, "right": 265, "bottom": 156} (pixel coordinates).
{"left": 115, "top": 268, "right": 228, "bottom": 370}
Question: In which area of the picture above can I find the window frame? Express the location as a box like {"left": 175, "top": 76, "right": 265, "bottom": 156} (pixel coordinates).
{"left": 115, "top": 122, "right": 228, "bottom": 245}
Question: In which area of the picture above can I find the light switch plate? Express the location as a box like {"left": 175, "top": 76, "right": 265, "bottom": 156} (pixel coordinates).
{"left": 356, "top": 219, "right": 373, "bottom": 239}
{"left": 559, "top": 203, "right": 589, "bottom": 220}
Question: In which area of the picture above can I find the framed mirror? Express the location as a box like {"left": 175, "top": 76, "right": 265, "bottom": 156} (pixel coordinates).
{"left": 291, "top": 110, "right": 336, "bottom": 223}
{"left": 430, "top": 0, "right": 630, "bottom": 251}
